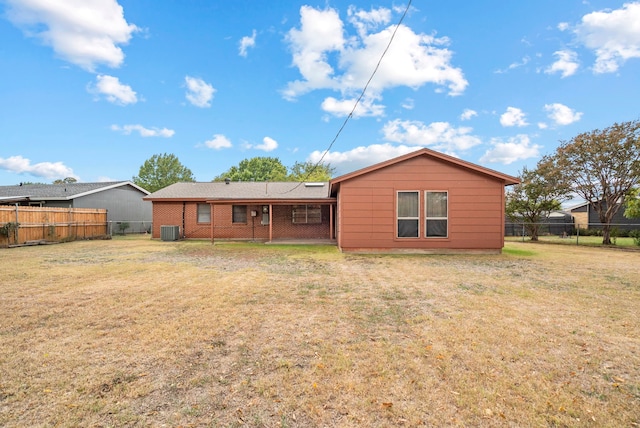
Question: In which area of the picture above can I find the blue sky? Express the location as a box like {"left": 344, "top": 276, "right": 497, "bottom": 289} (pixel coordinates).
{"left": 1, "top": 0, "right": 639, "bottom": 185}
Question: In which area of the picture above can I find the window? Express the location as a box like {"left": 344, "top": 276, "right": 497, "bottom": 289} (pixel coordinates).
{"left": 197, "top": 203, "right": 210, "bottom": 223}
{"left": 425, "top": 191, "right": 448, "bottom": 238}
{"left": 397, "top": 191, "right": 419, "bottom": 238}
{"left": 232, "top": 205, "right": 247, "bottom": 224}
{"left": 292, "top": 205, "right": 322, "bottom": 224}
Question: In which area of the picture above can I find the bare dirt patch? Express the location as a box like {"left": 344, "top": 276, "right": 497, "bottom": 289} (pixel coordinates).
{"left": 1, "top": 237, "right": 638, "bottom": 427}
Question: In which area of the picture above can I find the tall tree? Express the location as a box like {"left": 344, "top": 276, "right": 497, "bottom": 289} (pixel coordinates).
{"left": 506, "top": 159, "right": 572, "bottom": 241}
{"left": 547, "top": 119, "right": 640, "bottom": 244}
{"left": 133, "top": 153, "right": 195, "bottom": 193}
{"left": 213, "top": 157, "right": 288, "bottom": 182}
{"left": 287, "top": 161, "right": 334, "bottom": 181}
{"left": 53, "top": 177, "right": 77, "bottom": 184}
{"left": 624, "top": 187, "right": 640, "bottom": 219}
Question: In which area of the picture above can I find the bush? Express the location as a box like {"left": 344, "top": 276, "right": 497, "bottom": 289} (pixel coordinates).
{"left": 577, "top": 228, "right": 601, "bottom": 236}
{"left": 630, "top": 230, "right": 640, "bottom": 246}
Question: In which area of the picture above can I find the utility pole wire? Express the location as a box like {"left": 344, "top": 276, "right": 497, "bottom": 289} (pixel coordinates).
{"left": 283, "top": 0, "right": 413, "bottom": 193}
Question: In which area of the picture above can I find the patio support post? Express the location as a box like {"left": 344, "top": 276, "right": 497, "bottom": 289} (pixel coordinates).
{"left": 210, "top": 203, "right": 215, "bottom": 245}
{"left": 268, "top": 204, "right": 273, "bottom": 242}
{"left": 329, "top": 203, "right": 334, "bottom": 240}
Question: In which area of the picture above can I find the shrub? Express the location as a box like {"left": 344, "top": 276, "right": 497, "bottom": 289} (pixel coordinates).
{"left": 630, "top": 230, "right": 640, "bottom": 246}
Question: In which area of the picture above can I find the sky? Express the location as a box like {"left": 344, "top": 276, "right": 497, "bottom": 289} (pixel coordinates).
{"left": 1, "top": 0, "right": 640, "bottom": 186}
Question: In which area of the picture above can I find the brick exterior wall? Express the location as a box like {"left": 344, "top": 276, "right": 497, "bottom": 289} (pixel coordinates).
{"left": 151, "top": 202, "right": 331, "bottom": 240}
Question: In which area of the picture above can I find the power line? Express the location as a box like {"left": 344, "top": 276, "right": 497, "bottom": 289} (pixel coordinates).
{"left": 284, "top": 0, "right": 413, "bottom": 192}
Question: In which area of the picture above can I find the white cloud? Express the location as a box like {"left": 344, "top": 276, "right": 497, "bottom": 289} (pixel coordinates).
{"left": 576, "top": 2, "right": 640, "bottom": 73}
{"left": 500, "top": 107, "right": 528, "bottom": 127}
{"left": 460, "top": 109, "right": 478, "bottom": 121}
{"left": 308, "top": 143, "right": 421, "bottom": 175}
{"left": 4, "top": 0, "right": 138, "bottom": 71}
{"left": 111, "top": 124, "right": 174, "bottom": 137}
{"left": 495, "top": 56, "right": 530, "bottom": 74}
{"left": 538, "top": 122, "right": 549, "bottom": 129}
{"left": 283, "top": 5, "right": 467, "bottom": 108}
{"left": 0, "top": 155, "right": 77, "bottom": 180}
{"left": 558, "top": 22, "right": 570, "bottom": 31}
{"left": 203, "top": 134, "right": 232, "bottom": 150}
{"left": 480, "top": 135, "right": 542, "bottom": 164}
{"left": 283, "top": 6, "right": 345, "bottom": 99}
{"left": 321, "top": 95, "right": 385, "bottom": 117}
{"left": 347, "top": 5, "right": 392, "bottom": 38}
{"left": 91, "top": 74, "right": 137, "bottom": 105}
{"left": 239, "top": 30, "right": 257, "bottom": 57}
{"left": 545, "top": 50, "right": 579, "bottom": 77}
{"left": 382, "top": 119, "right": 482, "bottom": 154}
{"left": 401, "top": 98, "right": 414, "bottom": 110}
{"left": 255, "top": 137, "right": 278, "bottom": 152}
{"left": 544, "top": 103, "right": 583, "bottom": 125}
{"left": 185, "top": 76, "right": 215, "bottom": 108}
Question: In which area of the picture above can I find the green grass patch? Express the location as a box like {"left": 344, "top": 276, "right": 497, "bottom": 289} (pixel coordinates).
{"left": 502, "top": 245, "right": 537, "bottom": 257}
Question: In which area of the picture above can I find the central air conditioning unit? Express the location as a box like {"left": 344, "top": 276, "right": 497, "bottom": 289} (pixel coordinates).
{"left": 160, "top": 225, "right": 180, "bottom": 241}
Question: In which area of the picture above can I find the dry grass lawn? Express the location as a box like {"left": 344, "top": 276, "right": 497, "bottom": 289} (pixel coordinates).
{"left": 0, "top": 236, "right": 638, "bottom": 427}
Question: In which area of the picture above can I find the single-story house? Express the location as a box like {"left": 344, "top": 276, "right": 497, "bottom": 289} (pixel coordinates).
{"left": 569, "top": 200, "right": 640, "bottom": 231}
{"left": 145, "top": 148, "right": 519, "bottom": 253}
{"left": 0, "top": 181, "right": 152, "bottom": 233}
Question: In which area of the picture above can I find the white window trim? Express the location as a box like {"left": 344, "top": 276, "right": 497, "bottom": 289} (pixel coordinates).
{"left": 425, "top": 190, "right": 448, "bottom": 238}
{"left": 396, "top": 190, "right": 420, "bottom": 238}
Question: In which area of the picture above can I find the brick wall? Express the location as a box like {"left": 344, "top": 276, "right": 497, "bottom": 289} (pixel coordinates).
{"left": 151, "top": 202, "right": 331, "bottom": 240}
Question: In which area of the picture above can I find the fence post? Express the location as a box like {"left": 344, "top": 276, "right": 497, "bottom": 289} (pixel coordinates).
{"left": 576, "top": 226, "right": 579, "bottom": 246}
{"left": 521, "top": 223, "right": 525, "bottom": 242}
{"left": 14, "top": 204, "right": 19, "bottom": 244}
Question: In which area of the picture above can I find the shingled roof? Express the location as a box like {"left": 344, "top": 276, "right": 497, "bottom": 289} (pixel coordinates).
{"left": 0, "top": 181, "right": 149, "bottom": 201}
{"left": 145, "top": 181, "right": 330, "bottom": 202}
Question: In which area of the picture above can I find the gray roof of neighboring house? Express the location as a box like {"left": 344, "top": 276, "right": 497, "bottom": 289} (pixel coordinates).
{"left": 145, "top": 181, "right": 331, "bottom": 201}
{"left": 0, "top": 181, "right": 149, "bottom": 201}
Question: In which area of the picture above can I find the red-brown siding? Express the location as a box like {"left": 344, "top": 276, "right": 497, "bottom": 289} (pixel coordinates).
{"left": 336, "top": 155, "right": 507, "bottom": 252}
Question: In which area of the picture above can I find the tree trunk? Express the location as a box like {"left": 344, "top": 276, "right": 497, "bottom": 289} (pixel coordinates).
{"left": 602, "top": 224, "right": 611, "bottom": 245}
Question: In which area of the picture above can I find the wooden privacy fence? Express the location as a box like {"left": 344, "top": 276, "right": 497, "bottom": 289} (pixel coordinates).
{"left": 0, "top": 205, "right": 108, "bottom": 247}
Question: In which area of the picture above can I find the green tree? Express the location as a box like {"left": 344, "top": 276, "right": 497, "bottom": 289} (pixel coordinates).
{"left": 213, "top": 157, "right": 288, "bottom": 182}
{"left": 506, "top": 159, "right": 572, "bottom": 241}
{"left": 547, "top": 119, "right": 640, "bottom": 244}
{"left": 133, "top": 153, "right": 195, "bottom": 193}
{"left": 624, "top": 187, "right": 640, "bottom": 219}
{"left": 53, "top": 177, "right": 77, "bottom": 184}
{"left": 287, "top": 161, "right": 334, "bottom": 181}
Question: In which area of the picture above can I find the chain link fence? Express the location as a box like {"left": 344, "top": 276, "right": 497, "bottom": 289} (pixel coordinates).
{"left": 505, "top": 222, "right": 640, "bottom": 247}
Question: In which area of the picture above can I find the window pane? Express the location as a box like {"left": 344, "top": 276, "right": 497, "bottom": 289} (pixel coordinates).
{"left": 292, "top": 205, "right": 306, "bottom": 224}
{"left": 307, "top": 205, "right": 322, "bottom": 224}
{"left": 426, "top": 192, "right": 447, "bottom": 217}
{"left": 398, "top": 219, "right": 419, "bottom": 237}
{"left": 232, "top": 205, "right": 247, "bottom": 223}
{"left": 426, "top": 219, "right": 447, "bottom": 237}
{"left": 197, "top": 204, "right": 210, "bottom": 223}
{"left": 398, "top": 192, "right": 418, "bottom": 217}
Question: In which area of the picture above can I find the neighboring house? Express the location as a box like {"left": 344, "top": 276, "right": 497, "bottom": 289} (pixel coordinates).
{"left": 504, "top": 210, "right": 575, "bottom": 237}
{"left": 144, "top": 148, "right": 519, "bottom": 253}
{"left": 569, "top": 200, "right": 640, "bottom": 231}
{"left": 0, "top": 181, "right": 152, "bottom": 233}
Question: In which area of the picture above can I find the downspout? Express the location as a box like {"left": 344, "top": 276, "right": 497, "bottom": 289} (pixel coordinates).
{"left": 182, "top": 202, "right": 186, "bottom": 239}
